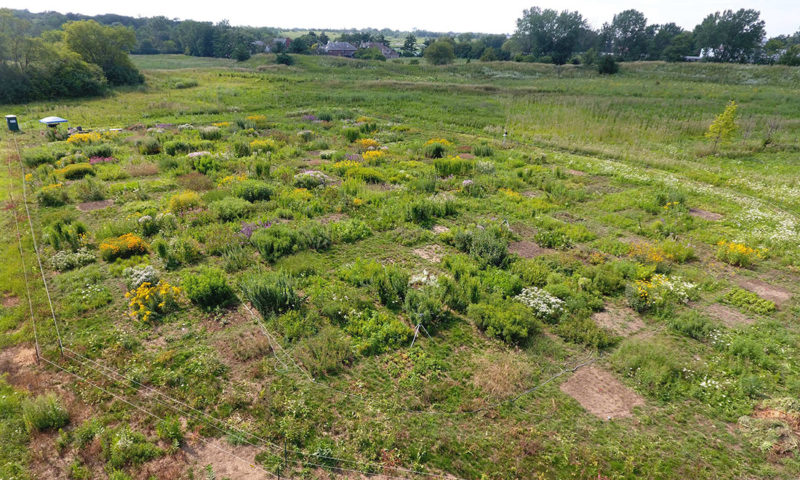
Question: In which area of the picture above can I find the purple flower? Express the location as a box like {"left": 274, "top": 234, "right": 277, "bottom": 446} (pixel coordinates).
{"left": 462, "top": 179, "right": 474, "bottom": 187}
{"left": 89, "top": 156, "right": 115, "bottom": 165}
{"left": 239, "top": 220, "right": 272, "bottom": 240}
{"left": 302, "top": 115, "right": 317, "bottom": 121}
{"left": 346, "top": 154, "right": 362, "bottom": 161}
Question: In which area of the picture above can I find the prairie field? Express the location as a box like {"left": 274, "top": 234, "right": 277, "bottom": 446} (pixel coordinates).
{"left": 1, "top": 54, "right": 800, "bottom": 479}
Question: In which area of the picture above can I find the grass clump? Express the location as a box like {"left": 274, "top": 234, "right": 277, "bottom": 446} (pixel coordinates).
{"left": 182, "top": 267, "right": 236, "bottom": 310}
{"left": 21, "top": 393, "right": 69, "bottom": 432}
{"left": 240, "top": 270, "right": 302, "bottom": 318}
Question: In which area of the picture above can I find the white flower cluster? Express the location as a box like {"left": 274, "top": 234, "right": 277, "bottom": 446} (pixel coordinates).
{"left": 653, "top": 275, "right": 696, "bottom": 304}
{"left": 515, "top": 287, "right": 564, "bottom": 320}
{"left": 123, "top": 265, "right": 159, "bottom": 290}
{"left": 409, "top": 270, "right": 438, "bottom": 287}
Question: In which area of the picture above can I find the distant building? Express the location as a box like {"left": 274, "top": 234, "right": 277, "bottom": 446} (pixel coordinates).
{"left": 263, "top": 37, "right": 292, "bottom": 53}
{"left": 359, "top": 42, "right": 400, "bottom": 59}
{"left": 324, "top": 41, "right": 358, "bottom": 57}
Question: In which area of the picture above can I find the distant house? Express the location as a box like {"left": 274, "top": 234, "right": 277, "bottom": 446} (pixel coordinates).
{"left": 359, "top": 42, "right": 399, "bottom": 59}
{"left": 324, "top": 41, "right": 358, "bottom": 57}
{"left": 264, "top": 37, "right": 292, "bottom": 53}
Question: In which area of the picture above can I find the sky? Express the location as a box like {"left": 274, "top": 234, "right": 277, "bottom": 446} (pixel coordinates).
{"left": 7, "top": 0, "right": 800, "bottom": 37}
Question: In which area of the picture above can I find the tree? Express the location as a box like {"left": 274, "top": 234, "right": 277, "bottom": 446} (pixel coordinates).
{"left": 693, "top": 9, "right": 765, "bottom": 62}
{"left": 401, "top": 34, "right": 417, "bottom": 57}
{"left": 597, "top": 55, "right": 619, "bottom": 74}
{"left": 605, "top": 9, "right": 650, "bottom": 60}
{"left": 353, "top": 47, "right": 386, "bottom": 61}
{"left": 423, "top": 39, "right": 455, "bottom": 65}
{"left": 232, "top": 43, "right": 250, "bottom": 61}
{"left": 662, "top": 32, "right": 695, "bottom": 61}
{"left": 512, "top": 7, "right": 588, "bottom": 64}
{"left": 706, "top": 101, "right": 738, "bottom": 152}
{"left": 649, "top": 23, "right": 685, "bottom": 60}
{"left": 63, "top": 20, "right": 142, "bottom": 85}
{"left": 778, "top": 45, "right": 800, "bottom": 66}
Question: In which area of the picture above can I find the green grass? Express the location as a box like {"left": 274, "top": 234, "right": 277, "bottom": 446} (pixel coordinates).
{"left": 1, "top": 54, "right": 800, "bottom": 479}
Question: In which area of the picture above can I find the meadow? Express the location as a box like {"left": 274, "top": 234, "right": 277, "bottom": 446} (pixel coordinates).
{"left": 1, "top": 53, "right": 799, "bottom": 479}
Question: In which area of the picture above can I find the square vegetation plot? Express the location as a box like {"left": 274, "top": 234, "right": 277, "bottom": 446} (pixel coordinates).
{"left": 4, "top": 56, "right": 800, "bottom": 480}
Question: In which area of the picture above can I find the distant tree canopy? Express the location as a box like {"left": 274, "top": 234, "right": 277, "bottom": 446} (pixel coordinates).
{"left": 0, "top": 10, "right": 142, "bottom": 104}
{"left": 424, "top": 39, "right": 455, "bottom": 65}
{"left": 512, "top": 8, "right": 589, "bottom": 64}
{"left": 693, "top": 9, "right": 765, "bottom": 63}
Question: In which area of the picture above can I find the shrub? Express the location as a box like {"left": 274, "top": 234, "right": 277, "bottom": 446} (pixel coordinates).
{"left": 433, "top": 156, "right": 472, "bottom": 175}
{"left": 21, "top": 393, "right": 69, "bottom": 432}
{"left": 250, "top": 138, "right": 278, "bottom": 153}
{"left": 240, "top": 271, "right": 302, "bottom": 318}
{"left": 156, "top": 416, "right": 184, "bottom": 448}
{"left": 425, "top": 143, "right": 449, "bottom": 160}
{"left": 55, "top": 162, "right": 94, "bottom": 180}
{"left": 329, "top": 219, "right": 372, "bottom": 243}
{"left": 297, "top": 327, "right": 353, "bottom": 377}
{"left": 182, "top": 267, "right": 236, "bottom": 310}
{"left": 101, "top": 426, "right": 162, "bottom": 469}
{"left": 469, "top": 228, "right": 508, "bottom": 267}
{"left": 294, "top": 170, "right": 330, "bottom": 189}
{"left": 598, "top": 55, "right": 619, "bottom": 74}
{"left": 164, "top": 140, "right": 191, "bottom": 156}
{"left": 84, "top": 143, "right": 114, "bottom": 158}
{"left": 345, "top": 310, "right": 413, "bottom": 355}
{"left": 23, "top": 148, "right": 57, "bottom": 167}
{"left": 51, "top": 248, "right": 95, "bottom": 271}
{"left": 221, "top": 244, "right": 249, "bottom": 272}
{"left": 36, "top": 183, "right": 68, "bottom": 207}
{"left": 723, "top": 288, "right": 776, "bottom": 315}
{"left": 136, "top": 137, "right": 161, "bottom": 155}
{"left": 191, "top": 154, "right": 222, "bottom": 174}
{"left": 99, "top": 234, "right": 149, "bottom": 261}
{"left": 716, "top": 241, "right": 765, "bottom": 267}
{"left": 153, "top": 237, "right": 201, "bottom": 270}
{"left": 472, "top": 143, "right": 494, "bottom": 157}
{"left": 209, "top": 197, "right": 251, "bottom": 221}
{"left": 404, "top": 287, "right": 446, "bottom": 328}
{"left": 250, "top": 225, "right": 304, "bottom": 262}
{"left": 44, "top": 219, "right": 87, "bottom": 251}
{"left": 668, "top": 311, "right": 713, "bottom": 340}
{"left": 343, "top": 127, "right": 361, "bottom": 142}
{"left": 168, "top": 191, "right": 203, "bottom": 212}
{"left": 126, "top": 280, "right": 182, "bottom": 323}
{"left": 625, "top": 274, "right": 697, "bottom": 313}
{"left": 515, "top": 286, "right": 564, "bottom": 323}
{"left": 233, "top": 140, "right": 252, "bottom": 158}
{"left": 198, "top": 126, "right": 222, "bottom": 140}
{"left": 123, "top": 265, "right": 159, "bottom": 290}
{"left": 468, "top": 301, "right": 540, "bottom": 344}
{"left": 374, "top": 265, "right": 409, "bottom": 310}
{"left": 276, "top": 53, "right": 294, "bottom": 65}
{"left": 302, "top": 223, "right": 331, "bottom": 251}
{"left": 72, "top": 176, "right": 106, "bottom": 201}
{"left": 233, "top": 180, "right": 273, "bottom": 202}
{"left": 534, "top": 229, "right": 571, "bottom": 249}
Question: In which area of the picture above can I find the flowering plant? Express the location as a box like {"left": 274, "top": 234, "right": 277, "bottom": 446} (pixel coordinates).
{"left": 716, "top": 240, "right": 766, "bottom": 267}
{"left": 99, "top": 233, "right": 149, "bottom": 261}
{"left": 515, "top": 287, "right": 564, "bottom": 323}
{"left": 626, "top": 274, "right": 697, "bottom": 312}
{"left": 67, "top": 132, "right": 102, "bottom": 145}
{"left": 125, "top": 281, "right": 182, "bottom": 323}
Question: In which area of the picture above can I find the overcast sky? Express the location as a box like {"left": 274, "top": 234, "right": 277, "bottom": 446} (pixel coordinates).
{"left": 8, "top": 0, "right": 800, "bottom": 37}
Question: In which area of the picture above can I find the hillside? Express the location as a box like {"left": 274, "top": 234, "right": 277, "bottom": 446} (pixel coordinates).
{"left": 1, "top": 55, "right": 799, "bottom": 479}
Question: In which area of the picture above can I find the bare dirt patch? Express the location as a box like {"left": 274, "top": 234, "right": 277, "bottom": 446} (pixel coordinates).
{"left": 184, "top": 437, "right": 264, "bottom": 480}
{"left": 2, "top": 294, "right": 20, "bottom": 308}
{"left": 689, "top": 208, "right": 723, "bottom": 221}
{"left": 704, "top": 303, "right": 754, "bottom": 327}
{"left": 458, "top": 153, "right": 475, "bottom": 159}
{"left": 566, "top": 169, "right": 586, "bottom": 176}
{"left": 432, "top": 225, "right": 450, "bottom": 234}
{"left": 413, "top": 244, "right": 444, "bottom": 263}
{"left": 76, "top": 199, "right": 114, "bottom": 212}
{"left": 509, "top": 241, "right": 554, "bottom": 259}
{"left": 305, "top": 158, "right": 328, "bottom": 166}
{"left": 736, "top": 277, "right": 792, "bottom": 306}
{"left": 592, "top": 305, "right": 644, "bottom": 337}
{"left": 318, "top": 212, "right": 347, "bottom": 224}
{"left": 560, "top": 365, "right": 645, "bottom": 420}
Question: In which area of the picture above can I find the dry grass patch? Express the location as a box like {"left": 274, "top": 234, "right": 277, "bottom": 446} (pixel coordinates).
{"left": 472, "top": 351, "right": 534, "bottom": 398}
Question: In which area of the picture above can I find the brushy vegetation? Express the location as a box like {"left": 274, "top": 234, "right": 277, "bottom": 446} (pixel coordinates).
{"left": 2, "top": 55, "right": 800, "bottom": 480}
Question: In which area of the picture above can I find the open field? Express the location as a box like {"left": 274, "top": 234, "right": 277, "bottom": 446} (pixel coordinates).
{"left": 2, "top": 54, "right": 800, "bottom": 479}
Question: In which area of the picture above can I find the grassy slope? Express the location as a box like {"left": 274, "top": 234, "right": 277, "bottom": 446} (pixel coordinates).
{"left": 1, "top": 54, "right": 799, "bottom": 479}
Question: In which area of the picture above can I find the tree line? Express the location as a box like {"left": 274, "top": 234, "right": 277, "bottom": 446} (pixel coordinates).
{"left": 0, "top": 10, "right": 144, "bottom": 104}
{"left": 421, "top": 7, "right": 799, "bottom": 65}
